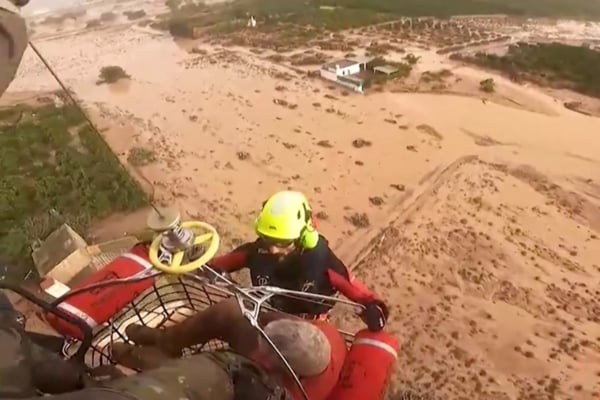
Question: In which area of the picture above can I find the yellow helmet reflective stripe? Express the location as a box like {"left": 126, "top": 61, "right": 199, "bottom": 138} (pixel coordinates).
{"left": 255, "top": 191, "right": 311, "bottom": 241}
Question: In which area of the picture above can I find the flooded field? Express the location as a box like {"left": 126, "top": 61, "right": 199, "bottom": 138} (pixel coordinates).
{"left": 6, "top": 5, "right": 600, "bottom": 398}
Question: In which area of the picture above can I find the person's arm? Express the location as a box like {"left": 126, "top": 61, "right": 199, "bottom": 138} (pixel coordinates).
{"left": 207, "top": 242, "right": 252, "bottom": 273}
{"left": 325, "top": 251, "right": 389, "bottom": 331}
{"left": 325, "top": 252, "right": 378, "bottom": 304}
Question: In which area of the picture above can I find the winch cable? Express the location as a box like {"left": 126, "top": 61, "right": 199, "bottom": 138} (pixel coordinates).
{"left": 27, "top": 40, "right": 161, "bottom": 215}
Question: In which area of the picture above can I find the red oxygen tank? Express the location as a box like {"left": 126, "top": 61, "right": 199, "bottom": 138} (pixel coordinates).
{"left": 326, "top": 329, "right": 399, "bottom": 400}
{"left": 45, "top": 244, "right": 157, "bottom": 339}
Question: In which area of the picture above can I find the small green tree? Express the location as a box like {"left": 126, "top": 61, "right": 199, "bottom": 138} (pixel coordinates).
{"left": 86, "top": 19, "right": 102, "bottom": 28}
{"left": 97, "top": 66, "right": 130, "bottom": 85}
{"left": 165, "top": 0, "right": 181, "bottom": 12}
{"left": 100, "top": 11, "right": 117, "bottom": 22}
{"left": 404, "top": 53, "right": 420, "bottom": 65}
{"left": 479, "top": 78, "right": 495, "bottom": 93}
{"left": 124, "top": 10, "right": 147, "bottom": 20}
{"left": 127, "top": 147, "right": 157, "bottom": 166}
{"left": 168, "top": 18, "right": 195, "bottom": 38}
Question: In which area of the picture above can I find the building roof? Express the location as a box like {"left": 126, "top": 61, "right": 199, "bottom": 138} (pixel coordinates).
{"left": 321, "top": 59, "right": 358, "bottom": 71}
{"left": 349, "top": 55, "right": 375, "bottom": 65}
{"left": 374, "top": 65, "right": 400, "bottom": 75}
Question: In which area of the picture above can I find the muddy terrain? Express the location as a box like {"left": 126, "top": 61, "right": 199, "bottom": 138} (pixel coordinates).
{"left": 4, "top": 3, "right": 600, "bottom": 399}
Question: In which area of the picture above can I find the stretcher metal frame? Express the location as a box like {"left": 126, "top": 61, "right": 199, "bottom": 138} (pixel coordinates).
{"left": 6, "top": 266, "right": 363, "bottom": 400}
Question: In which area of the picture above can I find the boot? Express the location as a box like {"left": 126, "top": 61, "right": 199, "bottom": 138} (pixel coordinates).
{"left": 125, "top": 325, "right": 182, "bottom": 358}
{"left": 110, "top": 342, "right": 171, "bottom": 371}
{"left": 124, "top": 324, "right": 161, "bottom": 347}
{"left": 126, "top": 299, "right": 245, "bottom": 356}
{"left": 125, "top": 299, "right": 275, "bottom": 360}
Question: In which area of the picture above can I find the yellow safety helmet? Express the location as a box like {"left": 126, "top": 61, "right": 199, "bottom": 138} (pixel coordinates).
{"left": 255, "top": 191, "right": 319, "bottom": 249}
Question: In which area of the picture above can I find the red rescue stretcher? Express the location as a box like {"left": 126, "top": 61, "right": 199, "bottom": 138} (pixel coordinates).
{"left": 10, "top": 209, "right": 399, "bottom": 400}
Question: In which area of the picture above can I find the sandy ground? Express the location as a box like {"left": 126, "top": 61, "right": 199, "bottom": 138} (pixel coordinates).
{"left": 5, "top": 13, "right": 600, "bottom": 400}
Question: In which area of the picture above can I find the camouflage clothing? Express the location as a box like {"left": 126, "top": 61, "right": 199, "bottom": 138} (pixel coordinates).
{"left": 104, "top": 353, "right": 235, "bottom": 400}
{"left": 104, "top": 348, "right": 293, "bottom": 400}
{"left": 0, "top": 290, "right": 85, "bottom": 397}
{"left": 114, "top": 298, "right": 297, "bottom": 400}
{"left": 0, "top": 388, "right": 136, "bottom": 400}
{"left": 207, "top": 350, "right": 294, "bottom": 400}
{"left": 0, "top": 308, "right": 36, "bottom": 398}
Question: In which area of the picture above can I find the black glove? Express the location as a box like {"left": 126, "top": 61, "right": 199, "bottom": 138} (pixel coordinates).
{"left": 360, "top": 300, "right": 389, "bottom": 332}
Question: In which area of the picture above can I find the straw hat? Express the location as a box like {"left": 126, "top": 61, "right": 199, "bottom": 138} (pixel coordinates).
{"left": 264, "top": 319, "right": 331, "bottom": 377}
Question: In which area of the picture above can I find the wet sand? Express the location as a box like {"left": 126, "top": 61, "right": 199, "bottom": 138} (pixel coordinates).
{"left": 7, "top": 19, "right": 600, "bottom": 400}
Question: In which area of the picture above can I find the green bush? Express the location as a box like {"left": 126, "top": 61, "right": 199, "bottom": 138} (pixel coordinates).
{"left": 404, "top": 53, "right": 420, "bottom": 65}
{"left": 100, "top": 11, "right": 117, "bottom": 21}
{"left": 479, "top": 78, "right": 495, "bottom": 93}
{"left": 97, "top": 66, "right": 131, "bottom": 85}
{"left": 160, "top": 0, "right": 600, "bottom": 41}
{"left": 86, "top": 19, "right": 102, "bottom": 28}
{"left": 124, "top": 10, "right": 147, "bottom": 20}
{"left": 313, "top": 0, "right": 600, "bottom": 18}
{"left": 127, "top": 147, "right": 158, "bottom": 166}
{"left": 465, "top": 43, "right": 600, "bottom": 98}
{"left": 168, "top": 18, "right": 196, "bottom": 37}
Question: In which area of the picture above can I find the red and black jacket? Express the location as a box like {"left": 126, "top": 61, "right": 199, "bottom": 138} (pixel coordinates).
{"left": 208, "top": 235, "right": 380, "bottom": 316}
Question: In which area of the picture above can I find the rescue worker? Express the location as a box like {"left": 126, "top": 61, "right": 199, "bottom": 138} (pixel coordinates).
{"left": 0, "top": 0, "right": 28, "bottom": 97}
{"left": 111, "top": 297, "right": 347, "bottom": 400}
{"left": 0, "top": 289, "right": 87, "bottom": 397}
{"left": 206, "top": 190, "right": 389, "bottom": 331}
{"left": 0, "top": 289, "right": 41, "bottom": 398}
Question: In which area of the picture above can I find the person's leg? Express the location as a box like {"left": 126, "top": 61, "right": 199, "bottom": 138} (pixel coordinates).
{"left": 30, "top": 355, "right": 85, "bottom": 394}
{"left": 0, "top": 290, "right": 88, "bottom": 394}
{"left": 27, "top": 331, "right": 65, "bottom": 354}
{"left": 0, "top": 291, "right": 37, "bottom": 398}
{"left": 126, "top": 298, "right": 262, "bottom": 357}
{"left": 123, "top": 298, "right": 304, "bottom": 363}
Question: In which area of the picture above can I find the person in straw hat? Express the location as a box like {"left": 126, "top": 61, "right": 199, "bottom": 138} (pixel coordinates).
{"left": 111, "top": 297, "right": 347, "bottom": 400}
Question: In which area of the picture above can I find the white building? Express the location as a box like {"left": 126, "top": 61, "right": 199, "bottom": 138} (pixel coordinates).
{"left": 320, "top": 59, "right": 361, "bottom": 78}
{"left": 319, "top": 58, "right": 371, "bottom": 93}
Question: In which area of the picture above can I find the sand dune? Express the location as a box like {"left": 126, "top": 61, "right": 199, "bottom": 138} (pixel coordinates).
{"left": 6, "top": 18, "right": 600, "bottom": 399}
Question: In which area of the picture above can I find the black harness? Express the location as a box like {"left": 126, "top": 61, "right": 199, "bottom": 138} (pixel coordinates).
{"left": 245, "top": 236, "right": 337, "bottom": 315}
{"left": 207, "top": 350, "right": 294, "bottom": 400}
